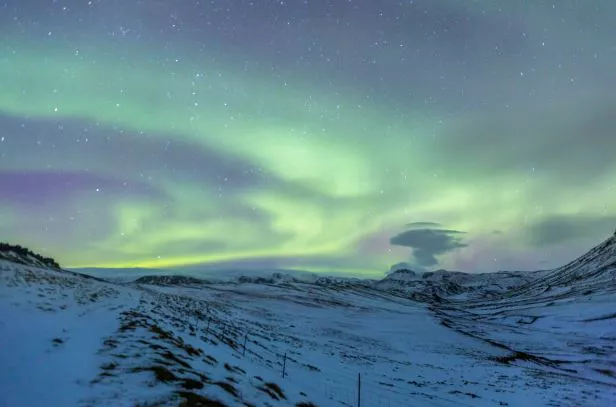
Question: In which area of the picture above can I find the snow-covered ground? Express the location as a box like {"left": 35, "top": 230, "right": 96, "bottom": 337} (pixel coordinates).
{"left": 1, "top": 234, "right": 616, "bottom": 406}
{"left": 143, "top": 281, "right": 616, "bottom": 406}
{"left": 0, "top": 261, "right": 140, "bottom": 406}
{"left": 2, "top": 254, "right": 615, "bottom": 406}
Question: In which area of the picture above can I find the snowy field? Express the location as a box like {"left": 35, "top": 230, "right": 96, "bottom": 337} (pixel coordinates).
{"left": 1, "top": 256, "right": 615, "bottom": 406}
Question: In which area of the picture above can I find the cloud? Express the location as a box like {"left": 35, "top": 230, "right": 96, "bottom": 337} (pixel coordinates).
{"left": 526, "top": 214, "right": 616, "bottom": 247}
{"left": 389, "top": 228, "right": 468, "bottom": 267}
{"left": 405, "top": 221, "right": 442, "bottom": 229}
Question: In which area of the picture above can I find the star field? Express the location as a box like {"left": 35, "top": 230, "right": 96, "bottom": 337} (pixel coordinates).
{"left": 1, "top": 1, "right": 615, "bottom": 274}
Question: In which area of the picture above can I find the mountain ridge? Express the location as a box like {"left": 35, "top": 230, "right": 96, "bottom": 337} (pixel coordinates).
{"left": 4, "top": 231, "right": 616, "bottom": 302}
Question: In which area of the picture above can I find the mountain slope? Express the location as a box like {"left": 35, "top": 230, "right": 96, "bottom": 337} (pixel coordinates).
{"left": 433, "top": 234, "right": 616, "bottom": 391}
{"left": 509, "top": 233, "right": 616, "bottom": 298}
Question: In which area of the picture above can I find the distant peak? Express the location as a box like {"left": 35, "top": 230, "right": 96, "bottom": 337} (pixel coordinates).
{"left": 388, "top": 262, "right": 417, "bottom": 274}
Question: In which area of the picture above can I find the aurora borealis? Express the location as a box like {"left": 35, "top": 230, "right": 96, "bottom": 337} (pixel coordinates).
{"left": 1, "top": 1, "right": 615, "bottom": 275}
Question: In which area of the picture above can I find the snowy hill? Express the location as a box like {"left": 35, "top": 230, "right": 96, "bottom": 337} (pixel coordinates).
{"left": 1, "top": 238, "right": 616, "bottom": 406}
{"left": 434, "top": 234, "right": 616, "bottom": 394}
{"left": 508, "top": 233, "right": 616, "bottom": 298}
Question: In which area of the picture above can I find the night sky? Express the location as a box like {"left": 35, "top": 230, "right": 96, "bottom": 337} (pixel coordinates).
{"left": 1, "top": 1, "right": 615, "bottom": 275}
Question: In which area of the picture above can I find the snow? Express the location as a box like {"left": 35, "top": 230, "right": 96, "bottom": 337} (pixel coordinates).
{"left": 1, "top": 234, "right": 616, "bottom": 406}
{"left": 0, "top": 262, "right": 139, "bottom": 406}
{"left": 141, "top": 282, "right": 616, "bottom": 406}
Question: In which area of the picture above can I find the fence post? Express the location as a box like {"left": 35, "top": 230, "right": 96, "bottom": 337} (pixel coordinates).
{"left": 282, "top": 353, "right": 287, "bottom": 378}
{"left": 242, "top": 333, "right": 248, "bottom": 357}
{"left": 357, "top": 373, "right": 361, "bottom": 407}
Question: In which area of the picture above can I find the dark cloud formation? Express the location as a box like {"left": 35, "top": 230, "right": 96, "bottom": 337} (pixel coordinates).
{"left": 406, "top": 222, "right": 442, "bottom": 229}
{"left": 390, "top": 228, "right": 468, "bottom": 267}
{"left": 527, "top": 214, "right": 616, "bottom": 247}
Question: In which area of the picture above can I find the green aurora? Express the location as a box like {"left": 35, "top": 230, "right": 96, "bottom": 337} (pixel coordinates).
{"left": 1, "top": 1, "right": 615, "bottom": 275}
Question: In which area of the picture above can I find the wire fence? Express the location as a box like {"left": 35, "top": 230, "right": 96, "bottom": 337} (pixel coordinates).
{"left": 142, "top": 286, "right": 464, "bottom": 407}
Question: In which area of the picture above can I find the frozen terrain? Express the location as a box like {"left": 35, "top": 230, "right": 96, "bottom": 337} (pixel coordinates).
{"left": 1, "top": 235, "right": 615, "bottom": 406}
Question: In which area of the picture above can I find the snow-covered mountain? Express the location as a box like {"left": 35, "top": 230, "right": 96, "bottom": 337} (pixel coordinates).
{"left": 507, "top": 233, "right": 616, "bottom": 298}
{"left": 1, "top": 234, "right": 615, "bottom": 406}
{"left": 373, "top": 266, "right": 546, "bottom": 301}
{"left": 129, "top": 265, "right": 540, "bottom": 301}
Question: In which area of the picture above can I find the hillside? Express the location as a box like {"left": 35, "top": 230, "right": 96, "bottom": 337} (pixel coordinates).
{"left": 433, "top": 234, "right": 616, "bottom": 391}
{"left": 507, "top": 233, "right": 616, "bottom": 298}
{"left": 0, "top": 242, "right": 60, "bottom": 269}
{"left": 0, "top": 258, "right": 324, "bottom": 406}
